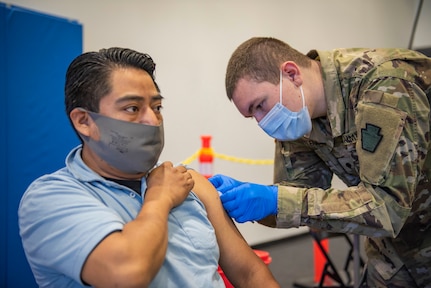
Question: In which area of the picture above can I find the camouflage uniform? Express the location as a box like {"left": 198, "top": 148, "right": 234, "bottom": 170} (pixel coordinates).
{"left": 272, "top": 48, "right": 431, "bottom": 287}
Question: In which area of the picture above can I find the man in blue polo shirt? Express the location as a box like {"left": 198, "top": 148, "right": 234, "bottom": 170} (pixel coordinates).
{"left": 18, "top": 47, "right": 280, "bottom": 288}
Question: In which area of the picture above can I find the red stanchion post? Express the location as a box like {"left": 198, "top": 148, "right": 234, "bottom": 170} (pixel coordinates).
{"left": 198, "top": 135, "right": 214, "bottom": 179}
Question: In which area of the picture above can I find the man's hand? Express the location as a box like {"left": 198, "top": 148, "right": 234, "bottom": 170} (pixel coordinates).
{"left": 208, "top": 174, "right": 278, "bottom": 223}
{"left": 146, "top": 162, "right": 194, "bottom": 208}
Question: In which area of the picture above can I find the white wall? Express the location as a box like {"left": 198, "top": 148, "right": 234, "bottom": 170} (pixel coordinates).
{"left": 5, "top": 0, "right": 429, "bottom": 245}
{"left": 412, "top": 0, "right": 431, "bottom": 49}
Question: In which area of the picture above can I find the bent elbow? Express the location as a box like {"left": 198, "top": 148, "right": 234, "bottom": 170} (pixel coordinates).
{"left": 357, "top": 201, "right": 411, "bottom": 238}
{"left": 107, "top": 262, "right": 155, "bottom": 288}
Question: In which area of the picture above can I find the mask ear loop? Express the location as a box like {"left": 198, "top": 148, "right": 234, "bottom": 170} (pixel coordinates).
{"left": 299, "top": 86, "right": 306, "bottom": 108}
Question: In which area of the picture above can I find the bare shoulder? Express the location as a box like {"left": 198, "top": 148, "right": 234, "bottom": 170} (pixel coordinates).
{"left": 187, "top": 169, "right": 220, "bottom": 209}
{"left": 187, "top": 169, "right": 218, "bottom": 196}
{"left": 187, "top": 169, "right": 236, "bottom": 239}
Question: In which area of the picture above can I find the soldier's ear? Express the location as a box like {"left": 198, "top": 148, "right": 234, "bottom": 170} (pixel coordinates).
{"left": 281, "top": 61, "right": 302, "bottom": 86}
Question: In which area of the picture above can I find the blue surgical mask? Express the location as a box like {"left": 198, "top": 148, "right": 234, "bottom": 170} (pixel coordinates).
{"left": 258, "top": 71, "right": 312, "bottom": 141}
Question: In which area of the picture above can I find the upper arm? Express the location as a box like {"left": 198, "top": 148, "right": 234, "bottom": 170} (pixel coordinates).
{"left": 357, "top": 83, "right": 429, "bottom": 205}
{"left": 19, "top": 179, "right": 125, "bottom": 286}
{"left": 187, "top": 170, "right": 279, "bottom": 287}
{"left": 187, "top": 170, "right": 241, "bottom": 241}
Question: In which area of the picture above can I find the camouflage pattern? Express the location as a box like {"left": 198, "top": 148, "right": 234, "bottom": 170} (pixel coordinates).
{"left": 273, "top": 48, "right": 431, "bottom": 287}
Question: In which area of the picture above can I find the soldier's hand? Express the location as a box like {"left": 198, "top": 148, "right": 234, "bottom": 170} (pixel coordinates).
{"left": 209, "top": 174, "right": 278, "bottom": 223}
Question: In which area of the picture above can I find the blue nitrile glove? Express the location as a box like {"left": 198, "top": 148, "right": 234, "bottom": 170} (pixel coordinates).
{"left": 208, "top": 174, "right": 278, "bottom": 223}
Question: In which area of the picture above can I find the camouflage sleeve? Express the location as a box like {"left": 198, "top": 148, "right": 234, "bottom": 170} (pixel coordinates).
{"left": 273, "top": 140, "right": 333, "bottom": 188}
{"left": 272, "top": 139, "right": 334, "bottom": 228}
{"left": 275, "top": 75, "right": 430, "bottom": 238}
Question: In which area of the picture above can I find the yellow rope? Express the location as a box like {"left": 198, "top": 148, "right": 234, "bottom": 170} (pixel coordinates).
{"left": 214, "top": 152, "right": 274, "bottom": 165}
{"left": 180, "top": 150, "right": 274, "bottom": 165}
{"left": 181, "top": 150, "right": 199, "bottom": 165}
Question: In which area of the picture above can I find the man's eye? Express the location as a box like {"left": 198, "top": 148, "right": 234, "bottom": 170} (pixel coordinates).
{"left": 125, "top": 106, "right": 139, "bottom": 113}
{"left": 154, "top": 105, "right": 163, "bottom": 112}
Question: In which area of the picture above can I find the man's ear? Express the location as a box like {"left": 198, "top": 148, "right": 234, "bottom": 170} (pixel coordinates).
{"left": 69, "top": 108, "right": 91, "bottom": 137}
{"left": 280, "top": 61, "right": 303, "bottom": 87}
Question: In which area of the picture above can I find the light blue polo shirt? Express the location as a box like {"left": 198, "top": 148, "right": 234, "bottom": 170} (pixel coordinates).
{"left": 18, "top": 146, "right": 225, "bottom": 288}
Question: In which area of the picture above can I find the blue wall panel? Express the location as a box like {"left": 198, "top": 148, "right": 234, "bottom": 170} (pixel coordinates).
{"left": 1, "top": 3, "right": 8, "bottom": 287}
{"left": 0, "top": 3, "right": 82, "bottom": 287}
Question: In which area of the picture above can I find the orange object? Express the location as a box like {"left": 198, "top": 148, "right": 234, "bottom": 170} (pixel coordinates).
{"left": 198, "top": 135, "right": 214, "bottom": 178}
{"left": 314, "top": 238, "right": 329, "bottom": 284}
{"left": 218, "top": 250, "right": 272, "bottom": 288}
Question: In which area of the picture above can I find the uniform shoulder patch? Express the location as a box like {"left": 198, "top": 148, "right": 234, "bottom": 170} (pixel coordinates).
{"left": 361, "top": 123, "right": 383, "bottom": 153}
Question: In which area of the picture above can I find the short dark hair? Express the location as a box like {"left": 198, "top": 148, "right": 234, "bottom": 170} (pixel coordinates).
{"left": 65, "top": 47, "right": 159, "bottom": 116}
{"left": 225, "top": 37, "right": 311, "bottom": 100}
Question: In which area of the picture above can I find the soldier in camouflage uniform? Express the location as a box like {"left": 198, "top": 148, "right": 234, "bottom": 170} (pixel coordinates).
{"left": 209, "top": 37, "right": 431, "bottom": 287}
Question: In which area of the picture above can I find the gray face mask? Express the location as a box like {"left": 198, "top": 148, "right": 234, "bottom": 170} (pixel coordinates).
{"left": 80, "top": 110, "right": 164, "bottom": 174}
